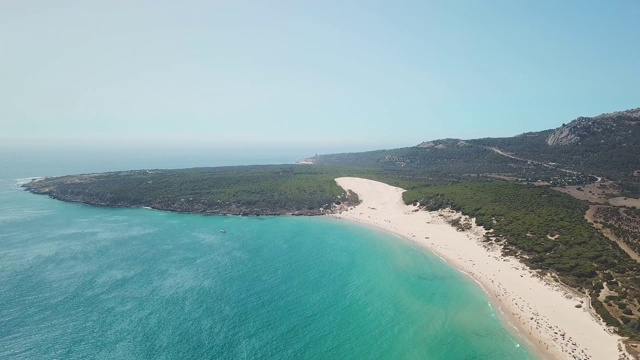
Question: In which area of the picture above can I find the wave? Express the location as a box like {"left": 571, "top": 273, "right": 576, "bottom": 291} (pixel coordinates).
{"left": 15, "top": 177, "right": 44, "bottom": 186}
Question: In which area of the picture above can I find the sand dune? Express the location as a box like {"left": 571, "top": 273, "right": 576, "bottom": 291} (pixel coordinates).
{"left": 331, "top": 177, "right": 630, "bottom": 360}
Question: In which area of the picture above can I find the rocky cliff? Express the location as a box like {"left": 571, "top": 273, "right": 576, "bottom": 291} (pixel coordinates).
{"left": 547, "top": 108, "right": 640, "bottom": 146}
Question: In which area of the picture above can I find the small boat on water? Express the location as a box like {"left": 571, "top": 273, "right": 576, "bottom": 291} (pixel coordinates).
{"left": 220, "top": 230, "right": 226, "bottom": 233}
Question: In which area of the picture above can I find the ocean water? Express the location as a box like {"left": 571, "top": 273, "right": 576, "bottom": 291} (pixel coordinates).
{"left": 0, "top": 149, "right": 536, "bottom": 359}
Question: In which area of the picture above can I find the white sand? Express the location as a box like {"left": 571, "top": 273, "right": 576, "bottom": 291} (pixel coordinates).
{"left": 331, "top": 177, "right": 630, "bottom": 360}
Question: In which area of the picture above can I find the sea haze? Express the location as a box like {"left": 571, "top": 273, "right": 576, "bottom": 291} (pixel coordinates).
{"left": 0, "top": 148, "right": 535, "bottom": 359}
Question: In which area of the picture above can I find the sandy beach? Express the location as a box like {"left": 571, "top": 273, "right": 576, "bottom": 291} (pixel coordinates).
{"left": 331, "top": 177, "right": 631, "bottom": 360}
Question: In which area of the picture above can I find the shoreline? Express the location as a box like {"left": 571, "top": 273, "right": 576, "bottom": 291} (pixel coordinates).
{"left": 331, "top": 205, "right": 553, "bottom": 359}
{"left": 334, "top": 213, "right": 548, "bottom": 358}
{"left": 331, "top": 177, "right": 630, "bottom": 360}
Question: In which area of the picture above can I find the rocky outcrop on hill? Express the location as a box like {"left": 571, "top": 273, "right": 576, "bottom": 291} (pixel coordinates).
{"left": 547, "top": 108, "right": 640, "bottom": 146}
{"left": 416, "top": 138, "right": 467, "bottom": 149}
{"left": 547, "top": 126, "right": 581, "bottom": 146}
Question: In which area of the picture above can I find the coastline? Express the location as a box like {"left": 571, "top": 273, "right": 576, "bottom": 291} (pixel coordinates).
{"left": 331, "top": 177, "right": 630, "bottom": 360}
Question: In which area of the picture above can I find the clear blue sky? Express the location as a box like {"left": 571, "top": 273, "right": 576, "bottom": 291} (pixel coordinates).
{"left": 2, "top": 1, "right": 639, "bottom": 152}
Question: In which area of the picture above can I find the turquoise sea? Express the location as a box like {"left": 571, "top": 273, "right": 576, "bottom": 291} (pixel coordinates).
{"left": 0, "top": 148, "right": 536, "bottom": 359}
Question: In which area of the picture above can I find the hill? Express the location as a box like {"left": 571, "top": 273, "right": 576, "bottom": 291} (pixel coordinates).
{"left": 307, "top": 108, "right": 640, "bottom": 196}
{"left": 470, "top": 108, "right": 640, "bottom": 195}
{"left": 24, "top": 166, "right": 362, "bottom": 216}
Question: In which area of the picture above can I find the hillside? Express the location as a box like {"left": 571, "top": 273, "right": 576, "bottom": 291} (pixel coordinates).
{"left": 308, "top": 108, "right": 640, "bottom": 196}
{"left": 309, "top": 139, "right": 591, "bottom": 186}
{"left": 23, "top": 166, "right": 362, "bottom": 216}
{"left": 470, "top": 108, "right": 640, "bottom": 195}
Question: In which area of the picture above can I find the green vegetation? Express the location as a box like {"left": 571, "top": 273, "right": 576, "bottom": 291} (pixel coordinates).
{"left": 315, "top": 109, "right": 640, "bottom": 196}
{"left": 404, "top": 181, "right": 640, "bottom": 338}
{"left": 25, "top": 165, "right": 362, "bottom": 215}
{"left": 404, "top": 182, "right": 634, "bottom": 282}
{"left": 23, "top": 106, "right": 640, "bottom": 338}
{"left": 469, "top": 110, "right": 640, "bottom": 196}
{"left": 312, "top": 140, "right": 580, "bottom": 183}
{"left": 595, "top": 206, "right": 640, "bottom": 255}
{"left": 24, "top": 165, "right": 446, "bottom": 216}
{"left": 592, "top": 295, "right": 621, "bottom": 328}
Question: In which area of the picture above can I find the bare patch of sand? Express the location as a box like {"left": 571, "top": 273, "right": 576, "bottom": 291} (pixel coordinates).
{"left": 609, "top": 197, "right": 640, "bottom": 209}
{"left": 553, "top": 180, "right": 619, "bottom": 204}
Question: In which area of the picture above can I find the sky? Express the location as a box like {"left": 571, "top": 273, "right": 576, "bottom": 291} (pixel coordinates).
{"left": 1, "top": 0, "right": 639, "bottom": 153}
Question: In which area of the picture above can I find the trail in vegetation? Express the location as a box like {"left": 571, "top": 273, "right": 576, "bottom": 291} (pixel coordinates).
{"left": 484, "top": 146, "right": 581, "bottom": 175}
{"left": 586, "top": 206, "right": 640, "bottom": 263}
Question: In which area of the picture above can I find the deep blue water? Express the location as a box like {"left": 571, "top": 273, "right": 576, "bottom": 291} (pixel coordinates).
{"left": 0, "top": 148, "right": 536, "bottom": 359}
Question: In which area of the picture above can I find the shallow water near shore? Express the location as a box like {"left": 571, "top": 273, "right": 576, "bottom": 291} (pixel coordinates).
{"left": 0, "top": 151, "right": 536, "bottom": 359}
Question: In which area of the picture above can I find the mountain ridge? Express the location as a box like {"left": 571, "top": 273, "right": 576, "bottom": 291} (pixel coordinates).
{"left": 547, "top": 108, "right": 640, "bottom": 146}
{"left": 306, "top": 107, "right": 640, "bottom": 195}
